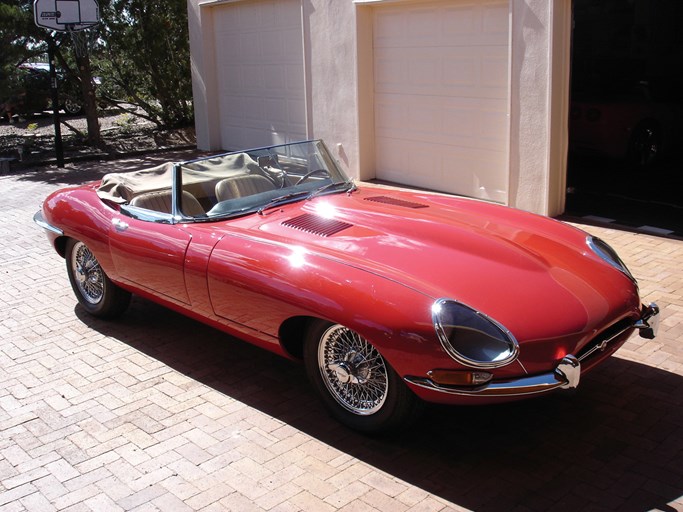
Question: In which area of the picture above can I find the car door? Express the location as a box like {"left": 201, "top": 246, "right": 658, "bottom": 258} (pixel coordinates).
{"left": 109, "top": 214, "right": 193, "bottom": 305}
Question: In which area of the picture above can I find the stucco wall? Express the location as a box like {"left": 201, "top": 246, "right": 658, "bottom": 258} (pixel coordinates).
{"left": 508, "top": 0, "right": 570, "bottom": 216}
{"left": 304, "top": 0, "right": 361, "bottom": 174}
{"left": 187, "top": 0, "right": 571, "bottom": 217}
{"left": 187, "top": 0, "right": 362, "bottom": 177}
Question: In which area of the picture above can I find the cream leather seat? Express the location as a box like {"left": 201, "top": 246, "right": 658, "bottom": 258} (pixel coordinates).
{"left": 214, "top": 174, "right": 275, "bottom": 201}
{"left": 130, "top": 190, "right": 205, "bottom": 217}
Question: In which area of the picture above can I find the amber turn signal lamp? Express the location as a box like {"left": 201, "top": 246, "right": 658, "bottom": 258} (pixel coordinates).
{"left": 427, "top": 369, "right": 493, "bottom": 387}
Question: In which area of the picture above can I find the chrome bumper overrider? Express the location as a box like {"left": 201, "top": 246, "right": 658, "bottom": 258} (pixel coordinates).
{"left": 33, "top": 211, "right": 64, "bottom": 236}
{"left": 635, "top": 302, "right": 660, "bottom": 340}
{"left": 406, "top": 302, "right": 660, "bottom": 398}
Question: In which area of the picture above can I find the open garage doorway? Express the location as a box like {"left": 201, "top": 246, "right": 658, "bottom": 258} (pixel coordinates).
{"left": 566, "top": 0, "right": 683, "bottom": 238}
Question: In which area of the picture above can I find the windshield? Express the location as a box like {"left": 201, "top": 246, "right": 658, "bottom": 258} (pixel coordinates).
{"left": 178, "top": 140, "right": 352, "bottom": 219}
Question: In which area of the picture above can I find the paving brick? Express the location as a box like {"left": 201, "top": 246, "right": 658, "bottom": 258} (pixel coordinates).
{"left": 1, "top": 156, "right": 681, "bottom": 511}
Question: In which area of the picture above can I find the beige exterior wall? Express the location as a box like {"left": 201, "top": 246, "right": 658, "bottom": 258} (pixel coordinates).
{"left": 187, "top": 0, "right": 571, "bottom": 217}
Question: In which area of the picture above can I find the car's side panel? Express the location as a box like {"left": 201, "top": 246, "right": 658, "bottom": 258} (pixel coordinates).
{"left": 109, "top": 217, "right": 193, "bottom": 305}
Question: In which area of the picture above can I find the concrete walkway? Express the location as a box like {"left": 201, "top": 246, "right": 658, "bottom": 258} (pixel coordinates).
{"left": 1, "top": 153, "right": 681, "bottom": 511}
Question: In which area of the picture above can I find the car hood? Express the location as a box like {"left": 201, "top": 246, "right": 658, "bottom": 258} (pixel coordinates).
{"left": 249, "top": 187, "right": 640, "bottom": 346}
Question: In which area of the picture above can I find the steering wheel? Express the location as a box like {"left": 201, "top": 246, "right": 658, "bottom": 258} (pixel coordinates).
{"left": 266, "top": 168, "right": 290, "bottom": 188}
{"left": 296, "top": 169, "right": 330, "bottom": 185}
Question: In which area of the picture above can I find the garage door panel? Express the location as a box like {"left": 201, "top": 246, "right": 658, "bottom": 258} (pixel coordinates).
{"left": 480, "top": 54, "right": 508, "bottom": 88}
{"left": 285, "top": 64, "right": 306, "bottom": 92}
{"left": 374, "top": 0, "right": 509, "bottom": 202}
{"left": 263, "top": 65, "right": 286, "bottom": 91}
{"left": 481, "top": 2, "right": 509, "bottom": 36}
{"left": 376, "top": 1, "right": 508, "bottom": 47}
{"left": 377, "top": 95, "right": 506, "bottom": 150}
{"left": 376, "top": 46, "right": 507, "bottom": 99}
{"left": 213, "top": 0, "right": 305, "bottom": 149}
{"left": 377, "top": 139, "right": 507, "bottom": 202}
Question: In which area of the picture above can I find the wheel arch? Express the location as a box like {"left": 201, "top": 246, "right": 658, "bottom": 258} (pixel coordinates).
{"left": 278, "top": 315, "right": 320, "bottom": 360}
{"left": 53, "top": 235, "right": 70, "bottom": 258}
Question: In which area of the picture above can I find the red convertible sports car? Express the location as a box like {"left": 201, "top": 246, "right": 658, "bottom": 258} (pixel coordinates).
{"left": 35, "top": 140, "right": 660, "bottom": 431}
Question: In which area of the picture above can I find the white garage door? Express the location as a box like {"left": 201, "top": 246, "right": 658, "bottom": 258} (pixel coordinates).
{"left": 212, "top": 0, "right": 307, "bottom": 150}
{"left": 374, "top": 0, "right": 509, "bottom": 203}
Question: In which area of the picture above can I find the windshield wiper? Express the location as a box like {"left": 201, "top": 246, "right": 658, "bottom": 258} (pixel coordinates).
{"left": 307, "top": 180, "right": 357, "bottom": 201}
{"left": 257, "top": 190, "right": 311, "bottom": 215}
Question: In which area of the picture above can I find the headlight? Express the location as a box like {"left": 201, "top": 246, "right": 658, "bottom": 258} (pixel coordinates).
{"left": 432, "top": 299, "right": 519, "bottom": 368}
{"left": 587, "top": 236, "right": 635, "bottom": 282}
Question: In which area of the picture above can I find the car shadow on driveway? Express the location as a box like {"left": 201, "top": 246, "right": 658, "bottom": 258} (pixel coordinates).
{"left": 75, "top": 297, "right": 683, "bottom": 512}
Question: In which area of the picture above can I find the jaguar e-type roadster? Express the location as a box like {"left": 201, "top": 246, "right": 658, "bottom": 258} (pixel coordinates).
{"left": 35, "top": 140, "right": 660, "bottom": 431}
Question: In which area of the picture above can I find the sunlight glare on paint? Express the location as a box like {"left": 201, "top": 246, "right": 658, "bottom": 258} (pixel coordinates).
{"left": 288, "top": 246, "right": 306, "bottom": 269}
{"left": 315, "top": 202, "right": 337, "bottom": 219}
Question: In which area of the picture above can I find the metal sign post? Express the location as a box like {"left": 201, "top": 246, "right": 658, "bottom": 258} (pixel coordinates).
{"left": 33, "top": 0, "right": 100, "bottom": 166}
{"left": 47, "top": 38, "right": 64, "bottom": 168}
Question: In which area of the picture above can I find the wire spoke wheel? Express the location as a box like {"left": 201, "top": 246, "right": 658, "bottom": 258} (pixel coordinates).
{"left": 65, "top": 238, "right": 131, "bottom": 318}
{"left": 317, "top": 324, "right": 388, "bottom": 415}
{"left": 71, "top": 241, "right": 104, "bottom": 304}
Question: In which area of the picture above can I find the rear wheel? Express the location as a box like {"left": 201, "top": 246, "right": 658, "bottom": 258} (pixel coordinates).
{"left": 63, "top": 98, "right": 83, "bottom": 115}
{"left": 66, "top": 239, "right": 131, "bottom": 318}
{"left": 304, "top": 320, "right": 422, "bottom": 432}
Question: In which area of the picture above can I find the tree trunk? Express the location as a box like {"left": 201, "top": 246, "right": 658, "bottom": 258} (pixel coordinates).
{"left": 74, "top": 51, "right": 101, "bottom": 147}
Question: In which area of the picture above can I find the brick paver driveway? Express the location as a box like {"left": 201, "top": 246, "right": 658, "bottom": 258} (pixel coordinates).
{"left": 1, "top": 154, "right": 682, "bottom": 511}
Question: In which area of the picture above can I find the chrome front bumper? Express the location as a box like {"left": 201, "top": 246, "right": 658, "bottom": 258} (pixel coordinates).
{"left": 406, "top": 302, "right": 660, "bottom": 398}
{"left": 406, "top": 356, "right": 581, "bottom": 398}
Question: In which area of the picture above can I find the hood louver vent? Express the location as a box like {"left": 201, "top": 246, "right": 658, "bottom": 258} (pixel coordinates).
{"left": 364, "top": 196, "right": 429, "bottom": 209}
{"left": 282, "top": 213, "right": 352, "bottom": 237}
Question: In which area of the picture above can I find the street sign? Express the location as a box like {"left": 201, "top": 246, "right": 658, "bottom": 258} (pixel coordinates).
{"left": 34, "top": 0, "right": 100, "bottom": 32}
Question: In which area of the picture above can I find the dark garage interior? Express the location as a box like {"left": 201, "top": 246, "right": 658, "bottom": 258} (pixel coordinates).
{"left": 566, "top": 0, "right": 683, "bottom": 237}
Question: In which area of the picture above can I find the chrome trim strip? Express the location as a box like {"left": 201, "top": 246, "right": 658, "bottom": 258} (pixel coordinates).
{"left": 405, "top": 355, "right": 580, "bottom": 398}
{"left": 586, "top": 236, "right": 636, "bottom": 284}
{"left": 33, "top": 211, "right": 63, "bottom": 236}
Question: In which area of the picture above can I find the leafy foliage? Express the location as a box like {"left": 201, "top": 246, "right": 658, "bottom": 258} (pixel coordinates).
{"left": 96, "top": 0, "right": 194, "bottom": 127}
{"left": 0, "top": 1, "right": 46, "bottom": 101}
{"left": 0, "top": 0, "right": 194, "bottom": 129}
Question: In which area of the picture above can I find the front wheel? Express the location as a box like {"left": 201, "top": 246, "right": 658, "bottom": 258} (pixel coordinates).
{"left": 66, "top": 239, "right": 131, "bottom": 318}
{"left": 304, "top": 320, "right": 422, "bottom": 432}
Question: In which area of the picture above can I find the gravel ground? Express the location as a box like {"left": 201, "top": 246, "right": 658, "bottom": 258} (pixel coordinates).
{"left": 0, "top": 108, "right": 195, "bottom": 164}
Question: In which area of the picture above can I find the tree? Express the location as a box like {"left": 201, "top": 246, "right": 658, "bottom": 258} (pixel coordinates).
{"left": 1, "top": 1, "right": 101, "bottom": 144}
{"left": 96, "top": 0, "right": 193, "bottom": 128}
{"left": 0, "top": 1, "right": 45, "bottom": 105}
{"left": 1, "top": 0, "right": 194, "bottom": 132}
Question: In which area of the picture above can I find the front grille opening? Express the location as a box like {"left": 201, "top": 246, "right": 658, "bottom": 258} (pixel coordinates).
{"left": 577, "top": 318, "right": 634, "bottom": 362}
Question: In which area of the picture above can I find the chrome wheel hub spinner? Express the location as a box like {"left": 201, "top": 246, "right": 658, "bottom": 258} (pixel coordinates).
{"left": 318, "top": 325, "right": 388, "bottom": 416}
{"left": 72, "top": 242, "right": 104, "bottom": 305}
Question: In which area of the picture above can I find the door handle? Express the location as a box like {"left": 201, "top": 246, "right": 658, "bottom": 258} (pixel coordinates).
{"left": 112, "top": 218, "right": 129, "bottom": 231}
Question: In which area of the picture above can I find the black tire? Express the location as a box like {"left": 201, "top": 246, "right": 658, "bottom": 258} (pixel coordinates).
{"left": 304, "top": 320, "right": 423, "bottom": 432}
{"left": 65, "top": 238, "right": 131, "bottom": 318}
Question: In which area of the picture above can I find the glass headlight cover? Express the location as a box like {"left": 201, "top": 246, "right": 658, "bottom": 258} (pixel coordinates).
{"left": 432, "top": 299, "right": 519, "bottom": 369}
{"left": 587, "top": 236, "right": 635, "bottom": 282}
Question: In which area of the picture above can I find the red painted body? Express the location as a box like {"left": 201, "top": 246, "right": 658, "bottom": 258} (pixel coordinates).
{"left": 40, "top": 182, "right": 643, "bottom": 405}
